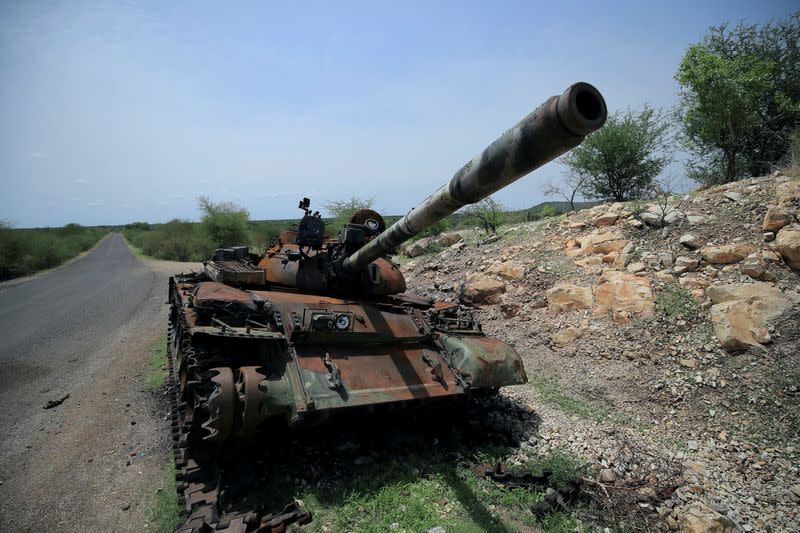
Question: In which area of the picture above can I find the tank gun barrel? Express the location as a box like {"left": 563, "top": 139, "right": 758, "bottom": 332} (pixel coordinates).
{"left": 343, "top": 82, "right": 607, "bottom": 272}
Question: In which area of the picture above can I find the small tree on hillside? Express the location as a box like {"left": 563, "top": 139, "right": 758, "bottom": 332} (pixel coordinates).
{"left": 198, "top": 196, "right": 251, "bottom": 248}
{"left": 324, "top": 196, "right": 374, "bottom": 233}
{"left": 463, "top": 197, "right": 504, "bottom": 235}
{"left": 542, "top": 173, "right": 587, "bottom": 211}
{"left": 563, "top": 106, "right": 671, "bottom": 202}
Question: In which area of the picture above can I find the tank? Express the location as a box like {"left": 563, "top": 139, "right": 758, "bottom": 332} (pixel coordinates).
{"left": 167, "top": 82, "right": 607, "bottom": 532}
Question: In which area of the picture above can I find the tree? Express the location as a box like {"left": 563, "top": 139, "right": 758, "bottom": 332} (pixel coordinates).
{"left": 198, "top": 196, "right": 251, "bottom": 248}
{"left": 542, "top": 173, "right": 587, "bottom": 211}
{"left": 462, "top": 197, "right": 504, "bottom": 235}
{"left": 323, "top": 196, "right": 374, "bottom": 233}
{"left": 676, "top": 13, "right": 800, "bottom": 183}
{"left": 562, "top": 106, "right": 671, "bottom": 202}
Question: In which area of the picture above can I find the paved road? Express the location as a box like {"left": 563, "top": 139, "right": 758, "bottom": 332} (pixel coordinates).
{"left": 0, "top": 233, "right": 197, "bottom": 532}
{"left": 0, "top": 233, "right": 155, "bottom": 408}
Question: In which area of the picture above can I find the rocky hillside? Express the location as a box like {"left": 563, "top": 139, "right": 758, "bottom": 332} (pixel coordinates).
{"left": 400, "top": 171, "right": 800, "bottom": 532}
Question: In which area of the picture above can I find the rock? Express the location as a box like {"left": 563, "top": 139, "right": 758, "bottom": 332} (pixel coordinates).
{"left": 460, "top": 275, "right": 506, "bottom": 305}
{"left": 776, "top": 179, "right": 800, "bottom": 204}
{"left": 707, "top": 282, "right": 793, "bottom": 320}
{"left": 546, "top": 284, "right": 594, "bottom": 312}
{"left": 654, "top": 271, "right": 676, "bottom": 283}
{"left": 723, "top": 190, "right": 743, "bottom": 202}
{"left": 740, "top": 254, "right": 766, "bottom": 280}
{"left": 762, "top": 206, "right": 792, "bottom": 232}
{"left": 776, "top": 225, "right": 800, "bottom": 270}
{"left": 640, "top": 205, "right": 684, "bottom": 227}
{"left": 595, "top": 212, "right": 619, "bottom": 226}
{"left": 659, "top": 252, "right": 674, "bottom": 268}
{"left": 686, "top": 214, "right": 706, "bottom": 224}
{"left": 763, "top": 232, "right": 775, "bottom": 242}
{"left": 678, "top": 276, "right": 707, "bottom": 290}
{"left": 483, "top": 235, "right": 501, "bottom": 245}
{"left": 700, "top": 244, "right": 756, "bottom": 264}
{"left": 405, "top": 237, "right": 434, "bottom": 257}
{"left": 566, "top": 229, "right": 627, "bottom": 257}
{"left": 500, "top": 303, "right": 521, "bottom": 319}
{"left": 439, "top": 232, "right": 463, "bottom": 247}
{"left": 626, "top": 262, "right": 646, "bottom": 274}
{"left": 674, "top": 257, "right": 700, "bottom": 274}
{"left": 121, "top": 504, "right": 130, "bottom": 511}
{"left": 594, "top": 270, "right": 654, "bottom": 324}
{"left": 710, "top": 300, "right": 770, "bottom": 351}
{"left": 427, "top": 527, "right": 446, "bottom": 533}
{"left": 679, "top": 234, "right": 704, "bottom": 250}
{"left": 485, "top": 261, "right": 525, "bottom": 281}
{"left": 680, "top": 501, "right": 737, "bottom": 533}
{"left": 552, "top": 326, "right": 584, "bottom": 348}
{"left": 598, "top": 468, "right": 616, "bottom": 483}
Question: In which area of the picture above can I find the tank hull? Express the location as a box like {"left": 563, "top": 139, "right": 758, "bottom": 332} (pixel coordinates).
{"left": 170, "top": 276, "right": 526, "bottom": 439}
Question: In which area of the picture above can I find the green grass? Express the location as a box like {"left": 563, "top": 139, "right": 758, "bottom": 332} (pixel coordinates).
{"left": 145, "top": 335, "right": 169, "bottom": 390}
{"left": 0, "top": 223, "right": 108, "bottom": 281}
{"left": 147, "top": 460, "right": 182, "bottom": 533}
{"left": 283, "top": 447, "right": 586, "bottom": 533}
{"left": 655, "top": 285, "right": 701, "bottom": 321}
{"left": 529, "top": 376, "right": 611, "bottom": 423}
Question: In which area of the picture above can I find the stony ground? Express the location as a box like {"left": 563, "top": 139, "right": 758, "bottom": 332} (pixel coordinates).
{"left": 399, "top": 171, "right": 800, "bottom": 532}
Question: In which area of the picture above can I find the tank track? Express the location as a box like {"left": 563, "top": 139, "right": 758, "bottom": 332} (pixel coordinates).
{"left": 167, "top": 285, "right": 311, "bottom": 533}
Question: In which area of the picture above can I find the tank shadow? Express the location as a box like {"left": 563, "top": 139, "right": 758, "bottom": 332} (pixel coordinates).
{"left": 216, "top": 392, "right": 542, "bottom": 531}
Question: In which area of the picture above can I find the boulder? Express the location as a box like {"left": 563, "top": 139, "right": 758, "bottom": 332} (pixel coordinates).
{"left": 710, "top": 300, "right": 770, "bottom": 351}
{"left": 776, "top": 179, "right": 800, "bottom": 204}
{"left": 594, "top": 271, "right": 654, "bottom": 324}
{"left": 546, "top": 284, "right": 594, "bottom": 312}
{"left": 485, "top": 260, "right": 525, "bottom": 281}
{"left": 594, "top": 213, "right": 619, "bottom": 226}
{"left": 640, "top": 205, "right": 684, "bottom": 227}
{"left": 552, "top": 326, "right": 584, "bottom": 348}
{"left": 707, "top": 282, "right": 793, "bottom": 320}
{"left": 679, "top": 234, "right": 704, "bottom": 250}
{"left": 626, "top": 262, "right": 646, "bottom": 274}
{"left": 723, "top": 190, "right": 743, "bottom": 203}
{"left": 566, "top": 229, "right": 627, "bottom": 257}
{"left": 654, "top": 271, "right": 676, "bottom": 283}
{"left": 674, "top": 257, "right": 700, "bottom": 274}
{"left": 680, "top": 501, "right": 737, "bottom": 533}
{"left": 460, "top": 274, "right": 506, "bottom": 305}
{"left": 762, "top": 206, "right": 792, "bottom": 233}
{"left": 776, "top": 225, "right": 800, "bottom": 270}
{"left": 708, "top": 282, "right": 794, "bottom": 352}
{"left": 740, "top": 254, "right": 766, "bottom": 280}
{"left": 405, "top": 233, "right": 463, "bottom": 257}
{"left": 700, "top": 244, "right": 755, "bottom": 264}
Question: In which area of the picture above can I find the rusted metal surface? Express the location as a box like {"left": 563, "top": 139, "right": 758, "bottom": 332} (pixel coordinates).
{"left": 166, "top": 82, "right": 606, "bottom": 532}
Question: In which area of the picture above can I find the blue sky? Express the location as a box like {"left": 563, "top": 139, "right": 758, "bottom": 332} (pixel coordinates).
{"left": 0, "top": 0, "right": 795, "bottom": 227}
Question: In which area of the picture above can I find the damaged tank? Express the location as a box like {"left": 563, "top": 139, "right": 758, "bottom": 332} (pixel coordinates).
{"left": 167, "top": 82, "right": 607, "bottom": 532}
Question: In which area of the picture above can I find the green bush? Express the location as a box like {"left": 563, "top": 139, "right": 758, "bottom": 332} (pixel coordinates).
{"left": 123, "top": 219, "right": 212, "bottom": 262}
{"left": 198, "top": 197, "right": 251, "bottom": 248}
{"left": 0, "top": 223, "right": 108, "bottom": 281}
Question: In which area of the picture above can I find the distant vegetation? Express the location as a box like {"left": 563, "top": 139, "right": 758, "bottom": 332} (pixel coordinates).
{"left": 122, "top": 197, "right": 302, "bottom": 261}
{"left": 0, "top": 221, "right": 108, "bottom": 281}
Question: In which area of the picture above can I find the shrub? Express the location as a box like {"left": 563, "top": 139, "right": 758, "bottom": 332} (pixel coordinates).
{"left": 198, "top": 196, "right": 251, "bottom": 248}
{"left": 0, "top": 223, "right": 108, "bottom": 281}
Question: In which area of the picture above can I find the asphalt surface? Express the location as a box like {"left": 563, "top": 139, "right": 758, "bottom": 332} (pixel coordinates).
{"left": 0, "top": 233, "right": 197, "bottom": 532}
{"left": 0, "top": 233, "right": 154, "bottom": 411}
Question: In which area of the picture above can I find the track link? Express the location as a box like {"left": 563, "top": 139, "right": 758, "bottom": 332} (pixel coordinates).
{"left": 167, "top": 284, "right": 311, "bottom": 533}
